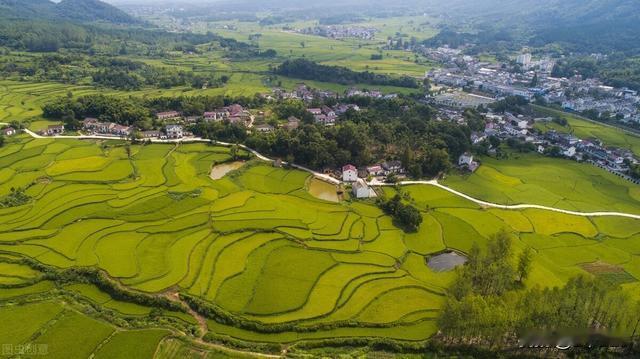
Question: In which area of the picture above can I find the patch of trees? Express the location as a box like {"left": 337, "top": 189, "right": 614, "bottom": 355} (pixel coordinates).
{"left": 43, "top": 95, "right": 152, "bottom": 130}
{"left": 506, "top": 138, "right": 536, "bottom": 153}
{"left": 439, "top": 230, "right": 638, "bottom": 348}
{"left": 275, "top": 59, "right": 419, "bottom": 88}
{"left": 377, "top": 194, "right": 423, "bottom": 232}
{"left": 553, "top": 55, "right": 640, "bottom": 92}
{"left": 489, "top": 95, "right": 529, "bottom": 115}
{"left": 0, "top": 187, "right": 30, "bottom": 208}
{"left": 1, "top": 53, "right": 230, "bottom": 91}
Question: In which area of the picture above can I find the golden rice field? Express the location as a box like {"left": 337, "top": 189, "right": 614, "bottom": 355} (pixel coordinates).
{"left": 1, "top": 135, "right": 640, "bottom": 355}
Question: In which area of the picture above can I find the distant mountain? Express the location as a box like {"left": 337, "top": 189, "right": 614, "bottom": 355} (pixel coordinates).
{"left": 0, "top": 0, "right": 140, "bottom": 24}
{"left": 423, "top": 0, "right": 640, "bottom": 53}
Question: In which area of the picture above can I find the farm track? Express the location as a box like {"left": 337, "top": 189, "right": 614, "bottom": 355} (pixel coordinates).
{"left": 20, "top": 128, "right": 640, "bottom": 220}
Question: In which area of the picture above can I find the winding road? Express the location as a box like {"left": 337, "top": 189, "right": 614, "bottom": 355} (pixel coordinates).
{"left": 10, "top": 128, "right": 640, "bottom": 220}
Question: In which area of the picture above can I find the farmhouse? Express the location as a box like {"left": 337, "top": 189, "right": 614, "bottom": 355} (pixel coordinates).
{"left": 381, "top": 161, "right": 404, "bottom": 175}
{"left": 352, "top": 178, "right": 376, "bottom": 198}
{"left": 156, "top": 111, "right": 181, "bottom": 121}
{"left": 82, "top": 118, "right": 130, "bottom": 136}
{"left": 458, "top": 152, "right": 479, "bottom": 172}
{"left": 342, "top": 164, "right": 358, "bottom": 182}
{"left": 141, "top": 130, "right": 161, "bottom": 139}
{"left": 366, "top": 164, "right": 384, "bottom": 176}
{"left": 203, "top": 112, "right": 218, "bottom": 121}
{"left": 284, "top": 116, "right": 300, "bottom": 130}
{"left": 1, "top": 127, "right": 16, "bottom": 136}
{"left": 165, "top": 124, "right": 184, "bottom": 139}
{"left": 254, "top": 124, "right": 274, "bottom": 132}
{"left": 44, "top": 124, "right": 64, "bottom": 136}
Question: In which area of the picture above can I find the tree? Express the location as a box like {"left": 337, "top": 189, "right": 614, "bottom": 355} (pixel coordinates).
{"left": 530, "top": 72, "right": 539, "bottom": 87}
{"left": 517, "top": 247, "right": 533, "bottom": 283}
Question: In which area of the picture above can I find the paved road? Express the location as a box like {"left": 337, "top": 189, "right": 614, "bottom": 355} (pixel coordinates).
{"left": 376, "top": 180, "right": 640, "bottom": 220}
{"left": 16, "top": 129, "right": 640, "bottom": 219}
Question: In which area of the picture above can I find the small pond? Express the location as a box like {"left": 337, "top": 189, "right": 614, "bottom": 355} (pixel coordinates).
{"left": 308, "top": 178, "right": 340, "bottom": 202}
{"left": 209, "top": 161, "right": 245, "bottom": 180}
{"left": 427, "top": 252, "right": 468, "bottom": 272}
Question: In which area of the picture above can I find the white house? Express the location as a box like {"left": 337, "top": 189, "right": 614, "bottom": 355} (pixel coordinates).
{"left": 458, "top": 153, "right": 474, "bottom": 166}
{"left": 166, "top": 124, "right": 183, "bottom": 139}
{"left": 342, "top": 164, "right": 358, "bottom": 182}
{"left": 1, "top": 127, "right": 16, "bottom": 136}
{"left": 563, "top": 146, "right": 576, "bottom": 158}
{"left": 352, "top": 178, "right": 376, "bottom": 198}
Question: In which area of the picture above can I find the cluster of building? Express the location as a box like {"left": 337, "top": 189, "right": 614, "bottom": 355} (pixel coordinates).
{"left": 339, "top": 161, "right": 406, "bottom": 198}
{"left": 476, "top": 112, "right": 639, "bottom": 181}
{"left": 297, "top": 25, "right": 378, "bottom": 40}
{"left": 426, "top": 49, "right": 640, "bottom": 124}
{"left": 82, "top": 119, "right": 132, "bottom": 137}
{"left": 271, "top": 84, "right": 336, "bottom": 102}
{"left": 41, "top": 124, "right": 65, "bottom": 136}
{"left": 271, "top": 84, "right": 397, "bottom": 103}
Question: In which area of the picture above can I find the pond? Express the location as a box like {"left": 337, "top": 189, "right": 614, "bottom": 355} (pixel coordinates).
{"left": 308, "top": 178, "right": 340, "bottom": 202}
{"left": 427, "top": 252, "right": 468, "bottom": 272}
{"left": 209, "top": 161, "right": 245, "bottom": 180}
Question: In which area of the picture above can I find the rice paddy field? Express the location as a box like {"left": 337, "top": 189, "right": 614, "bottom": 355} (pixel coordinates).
{"left": 1, "top": 134, "right": 640, "bottom": 355}
{"left": 443, "top": 152, "right": 640, "bottom": 214}
{"left": 189, "top": 16, "right": 437, "bottom": 78}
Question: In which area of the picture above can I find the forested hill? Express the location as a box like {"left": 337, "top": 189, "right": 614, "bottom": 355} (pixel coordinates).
{"left": 0, "top": 0, "right": 139, "bottom": 25}
{"left": 424, "top": 0, "right": 640, "bottom": 54}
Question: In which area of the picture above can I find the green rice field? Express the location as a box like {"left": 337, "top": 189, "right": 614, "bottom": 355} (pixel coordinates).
{"left": 443, "top": 152, "right": 640, "bottom": 214}
{"left": 1, "top": 135, "right": 640, "bottom": 353}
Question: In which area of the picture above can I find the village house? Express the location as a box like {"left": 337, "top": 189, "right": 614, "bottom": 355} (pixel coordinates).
{"left": 141, "top": 130, "right": 161, "bottom": 139}
{"left": 165, "top": 124, "right": 183, "bottom": 139}
{"left": 1, "top": 127, "right": 16, "bottom": 136}
{"left": 156, "top": 111, "right": 181, "bottom": 121}
{"left": 342, "top": 164, "right": 358, "bottom": 182}
{"left": 352, "top": 178, "right": 377, "bottom": 199}
{"left": 203, "top": 112, "right": 218, "bottom": 121}
{"left": 82, "top": 118, "right": 130, "bottom": 137}
{"left": 228, "top": 111, "right": 255, "bottom": 127}
{"left": 458, "top": 152, "right": 479, "bottom": 172}
{"left": 381, "top": 161, "right": 404, "bottom": 175}
{"left": 366, "top": 164, "right": 384, "bottom": 177}
{"left": 44, "top": 124, "right": 64, "bottom": 136}
{"left": 254, "top": 124, "right": 274, "bottom": 133}
{"left": 284, "top": 116, "right": 300, "bottom": 131}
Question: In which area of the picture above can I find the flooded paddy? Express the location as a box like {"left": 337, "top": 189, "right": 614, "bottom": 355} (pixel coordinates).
{"left": 427, "top": 252, "right": 468, "bottom": 272}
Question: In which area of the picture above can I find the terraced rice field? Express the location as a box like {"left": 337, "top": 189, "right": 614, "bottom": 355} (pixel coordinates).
{"left": 443, "top": 153, "right": 640, "bottom": 214}
{"left": 1, "top": 135, "right": 640, "bottom": 348}
{"left": 0, "top": 300, "right": 170, "bottom": 359}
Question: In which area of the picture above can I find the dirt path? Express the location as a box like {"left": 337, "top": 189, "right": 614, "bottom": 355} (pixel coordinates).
{"left": 162, "top": 290, "right": 282, "bottom": 358}
{"left": 163, "top": 290, "right": 208, "bottom": 338}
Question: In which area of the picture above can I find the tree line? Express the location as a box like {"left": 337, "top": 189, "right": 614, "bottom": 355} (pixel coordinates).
{"left": 274, "top": 58, "right": 419, "bottom": 88}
